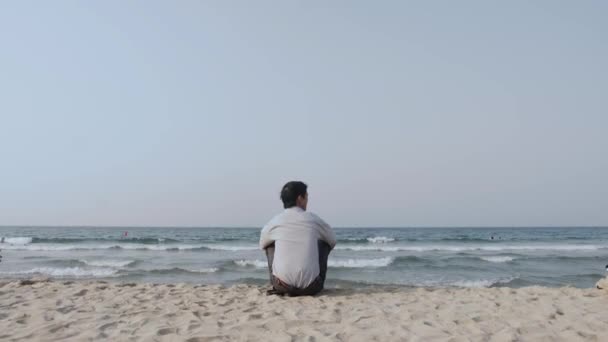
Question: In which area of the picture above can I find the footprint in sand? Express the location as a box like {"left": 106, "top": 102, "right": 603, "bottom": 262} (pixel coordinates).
{"left": 57, "top": 306, "right": 75, "bottom": 314}
{"left": 74, "top": 289, "right": 88, "bottom": 296}
{"left": 185, "top": 338, "right": 212, "bottom": 342}
{"left": 188, "top": 323, "right": 201, "bottom": 331}
{"left": 248, "top": 313, "right": 263, "bottom": 320}
{"left": 16, "top": 314, "right": 30, "bottom": 324}
{"left": 193, "top": 310, "right": 211, "bottom": 320}
{"left": 157, "top": 327, "right": 177, "bottom": 336}
{"left": 99, "top": 322, "right": 117, "bottom": 332}
{"left": 49, "top": 323, "right": 70, "bottom": 333}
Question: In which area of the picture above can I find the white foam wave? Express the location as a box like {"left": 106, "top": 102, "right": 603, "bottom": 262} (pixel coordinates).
{"left": 80, "top": 259, "right": 135, "bottom": 268}
{"left": 233, "top": 258, "right": 394, "bottom": 269}
{"left": 336, "top": 246, "right": 401, "bottom": 252}
{"left": 451, "top": 280, "right": 501, "bottom": 288}
{"left": 1, "top": 237, "right": 33, "bottom": 245}
{"left": 234, "top": 259, "right": 267, "bottom": 268}
{"left": 451, "top": 277, "right": 514, "bottom": 288}
{"left": 336, "top": 244, "right": 606, "bottom": 252}
{"left": 480, "top": 256, "right": 515, "bottom": 263}
{"left": 1, "top": 243, "right": 213, "bottom": 251}
{"left": 0, "top": 267, "right": 118, "bottom": 278}
{"left": 0, "top": 244, "right": 80, "bottom": 251}
{"left": 203, "top": 245, "right": 259, "bottom": 251}
{"left": 3, "top": 241, "right": 603, "bottom": 253}
{"left": 117, "top": 244, "right": 200, "bottom": 251}
{"left": 329, "top": 257, "right": 394, "bottom": 268}
{"left": 148, "top": 267, "right": 219, "bottom": 273}
{"left": 366, "top": 236, "right": 395, "bottom": 243}
{"left": 188, "top": 267, "right": 219, "bottom": 273}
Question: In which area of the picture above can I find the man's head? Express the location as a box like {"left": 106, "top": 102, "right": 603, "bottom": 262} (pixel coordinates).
{"left": 280, "top": 181, "right": 308, "bottom": 210}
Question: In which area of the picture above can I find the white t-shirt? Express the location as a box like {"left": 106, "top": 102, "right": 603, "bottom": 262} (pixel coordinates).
{"left": 259, "top": 207, "right": 337, "bottom": 288}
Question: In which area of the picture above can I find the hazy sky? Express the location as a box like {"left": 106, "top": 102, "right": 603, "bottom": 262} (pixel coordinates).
{"left": 1, "top": 1, "right": 606, "bottom": 227}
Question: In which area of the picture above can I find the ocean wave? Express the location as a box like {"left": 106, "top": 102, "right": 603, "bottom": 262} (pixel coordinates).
{"left": 480, "top": 256, "right": 516, "bottom": 263}
{"left": 393, "top": 255, "right": 426, "bottom": 264}
{"left": 451, "top": 278, "right": 515, "bottom": 288}
{"left": 399, "top": 277, "right": 517, "bottom": 288}
{"left": 234, "top": 260, "right": 267, "bottom": 268}
{"left": 90, "top": 242, "right": 258, "bottom": 251}
{"left": 336, "top": 244, "right": 607, "bottom": 252}
{"left": 0, "top": 267, "right": 119, "bottom": 278}
{"left": 202, "top": 245, "right": 259, "bottom": 251}
{"left": 31, "top": 237, "right": 181, "bottom": 244}
{"left": 329, "top": 257, "right": 394, "bottom": 268}
{"left": 546, "top": 255, "right": 606, "bottom": 261}
{"left": 113, "top": 244, "right": 210, "bottom": 251}
{"left": 0, "top": 243, "right": 212, "bottom": 251}
{"left": 16, "top": 236, "right": 257, "bottom": 245}
{"left": 342, "top": 236, "right": 396, "bottom": 243}
{"left": 1, "top": 237, "right": 33, "bottom": 245}
{"left": 79, "top": 259, "right": 136, "bottom": 268}
{"left": 145, "top": 267, "right": 219, "bottom": 274}
{"left": 1, "top": 240, "right": 608, "bottom": 252}
{"left": 233, "top": 257, "right": 394, "bottom": 269}
{"left": 366, "top": 236, "right": 395, "bottom": 243}
{"left": 336, "top": 245, "right": 401, "bottom": 252}
{"left": 23, "top": 256, "right": 49, "bottom": 260}
{"left": 0, "top": 244, "right": 90, "bottom": 251}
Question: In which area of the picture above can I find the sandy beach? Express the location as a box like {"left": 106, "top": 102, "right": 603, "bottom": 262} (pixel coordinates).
{"left": 1, "top": 279, "right": 607, "bottom": 341}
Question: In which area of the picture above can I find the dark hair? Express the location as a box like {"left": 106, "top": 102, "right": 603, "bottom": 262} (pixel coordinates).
{"left": 280, "top": 181, "right": 308, "bottom": 208}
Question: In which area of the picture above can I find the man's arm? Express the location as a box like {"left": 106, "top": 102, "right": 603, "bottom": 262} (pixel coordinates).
{"left": 313, "top": 214, "right": 337, "bottom": 249}
{"left": 259, "top": 223, "right": 275, "bottom": 250}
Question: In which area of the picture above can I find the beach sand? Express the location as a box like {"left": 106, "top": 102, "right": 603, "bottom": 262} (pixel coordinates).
{"left": 1, "top": 279, "right": 607, "bottom": 341}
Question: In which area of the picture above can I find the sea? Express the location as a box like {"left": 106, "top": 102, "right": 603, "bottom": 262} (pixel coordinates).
{"left": 1, "top": 227, "right": 607, "bottom": 289}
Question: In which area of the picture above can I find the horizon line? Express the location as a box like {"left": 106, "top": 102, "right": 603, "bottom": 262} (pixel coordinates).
{"left": 1, "top": 225, "right": 608, "bottom": 229}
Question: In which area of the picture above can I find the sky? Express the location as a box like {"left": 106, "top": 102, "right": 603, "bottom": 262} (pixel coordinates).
{"left": 0, "top": 1, "right": 606, "bottom": 227}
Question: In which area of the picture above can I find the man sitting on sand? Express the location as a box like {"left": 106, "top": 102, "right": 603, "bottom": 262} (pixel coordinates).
{"left": 260, "top": 181, "right": 336, "bottom": 296}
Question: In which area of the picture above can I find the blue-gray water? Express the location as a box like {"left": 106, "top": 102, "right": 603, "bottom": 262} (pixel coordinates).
{"left": 1, "top": 227, "right": 607, "bottom": 288}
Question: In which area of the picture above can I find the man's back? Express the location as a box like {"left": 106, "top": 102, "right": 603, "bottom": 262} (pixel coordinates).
{"left": 260, "top": 207, "right": 336, "bottom": 288}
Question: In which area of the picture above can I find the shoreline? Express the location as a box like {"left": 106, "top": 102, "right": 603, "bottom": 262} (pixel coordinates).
{"left": 1, "top": 273, "right": 603, "bottom": 290}
{"left": 2, "top": 279, "right": 607, "bottom": 341}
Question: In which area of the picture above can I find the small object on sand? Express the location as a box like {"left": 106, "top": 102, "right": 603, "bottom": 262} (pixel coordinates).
{"left": 19, "top": 277, "right": 50, "bottom": 286}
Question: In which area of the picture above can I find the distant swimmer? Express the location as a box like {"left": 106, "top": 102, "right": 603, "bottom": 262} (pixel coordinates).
{"left": 0, "top": 237, "right": 4, "bottom": 243}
